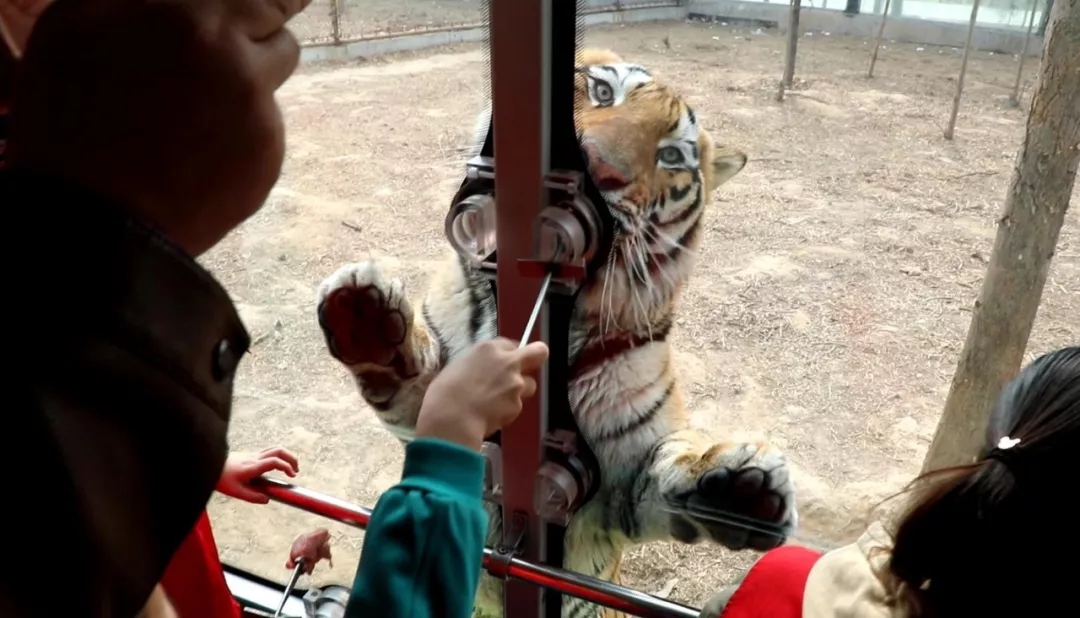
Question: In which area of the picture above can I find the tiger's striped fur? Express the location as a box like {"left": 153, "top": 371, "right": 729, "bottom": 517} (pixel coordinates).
{"left": 316, "top": 49, "right": 797, "bottom": 618}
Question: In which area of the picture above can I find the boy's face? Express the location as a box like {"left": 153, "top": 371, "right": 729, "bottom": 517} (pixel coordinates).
{"left": 2, "top": 40, "right": 11, "bottom": 110}
{"left": 2, "top": 0, "right": 53, "bottom": 121}
{"left": 1, "top": 0, "right": 54, "bottom": 58}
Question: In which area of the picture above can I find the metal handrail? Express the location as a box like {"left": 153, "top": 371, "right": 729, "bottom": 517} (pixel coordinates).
{"left": 253, "top": 477, "right": 701, "bottom": 618}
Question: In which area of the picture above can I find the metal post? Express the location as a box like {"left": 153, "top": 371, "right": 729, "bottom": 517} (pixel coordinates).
{"left": 867, "top": 0, "right": 893, "bottom": 78}
{"left": 329, "top": 0, "right": 341, "bottom": 45}
{"left": 489, "top": 1, "right": 552, "bottom": 616}
{"left": 944, "top": 0, "right": 982, "bottom": 140}
{"left": 1037, "top": 0, "right": 1053, "bottom": 36}
{"left": 777, "top": 0, "right": 802, "bottom": 102}
{"left": 1009, "top": 0, "right": 1040, "bottom": 107}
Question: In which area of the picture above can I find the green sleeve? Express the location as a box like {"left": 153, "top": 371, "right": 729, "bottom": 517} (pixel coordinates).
{"left": 344, "top": 437, "right": 489, "bottom": 618}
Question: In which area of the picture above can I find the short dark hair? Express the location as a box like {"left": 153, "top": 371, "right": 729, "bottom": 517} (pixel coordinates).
{"left": 884, "top": 346, "right": 1079, "bottom": 617}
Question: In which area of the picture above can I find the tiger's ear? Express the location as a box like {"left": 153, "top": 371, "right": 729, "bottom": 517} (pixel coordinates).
{"left": 711, "top": 147, "right": 748, "bottom": 187}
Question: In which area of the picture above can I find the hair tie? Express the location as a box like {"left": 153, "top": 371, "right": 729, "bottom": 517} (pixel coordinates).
{"left": 984, "top": 436, "right": 1022, "bottom": 472}
{"left": 996, "top": 437, "right": 1020, "bottom": 450}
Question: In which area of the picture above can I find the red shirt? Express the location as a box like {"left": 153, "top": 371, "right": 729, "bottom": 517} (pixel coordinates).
{"left": 159, "top": 510, "right": 242, "bottom": 618}
{"left": 720, "top": 545, "right": 824, "bottom": 618}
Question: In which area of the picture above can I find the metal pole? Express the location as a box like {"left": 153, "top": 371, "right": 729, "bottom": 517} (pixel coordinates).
{"left": 253, "top": 478, "right": 701, "bottom": 618}
{"left": 1009, "top": 0, "right": 1040, "bottom": 107}
{"left": 944, "top": 0, "right": 983, "bottom": 140}
{"left": 1037, "top": 0, "right": 1053, "bottom": 36}
{"left": 488, "top": 0, "right": 552, "bottom": 616}
{"left": 329, "top": 0, "right": 341, "bottom": 45}
{"left": 778, "top": 0, "right": 801, "bottom": 102}
{"left": 867, "top": 0, "right": 893, "bottom": 78}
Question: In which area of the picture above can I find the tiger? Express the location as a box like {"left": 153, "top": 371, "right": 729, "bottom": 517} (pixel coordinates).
{"left": 314, "top": 48, "right": 798, "bottom": 618}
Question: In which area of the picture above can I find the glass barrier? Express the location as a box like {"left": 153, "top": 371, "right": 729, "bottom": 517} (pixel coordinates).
{"left": 202, "top": 0, "right": 1077, "bottom": 616}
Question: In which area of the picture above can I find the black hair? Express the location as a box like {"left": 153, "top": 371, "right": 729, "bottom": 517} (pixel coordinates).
{"left": 884, "top": 346, "right": 1079, "bottom": 617}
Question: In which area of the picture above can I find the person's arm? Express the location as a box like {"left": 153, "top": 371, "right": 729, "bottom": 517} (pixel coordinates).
{"left": 345, "top": 437, "right": 489, "bottom": 618}
{"left": 342, "top": 337, "right": 546, "bottom": 618}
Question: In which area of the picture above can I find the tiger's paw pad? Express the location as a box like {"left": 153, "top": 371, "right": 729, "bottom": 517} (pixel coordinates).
{"left": 316, "top": 262, "right": 414, "bottom": 376}
{"left": 668, "top": 445, "right": 796, "bottom": 551}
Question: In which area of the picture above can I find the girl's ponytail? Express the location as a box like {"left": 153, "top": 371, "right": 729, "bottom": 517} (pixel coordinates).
{"left": 882, "top": 346, "right": 1078, "bottom": 617}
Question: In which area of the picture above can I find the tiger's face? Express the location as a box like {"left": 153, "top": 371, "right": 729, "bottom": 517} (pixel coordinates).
{"left": 573, "top": 49, "right": 747, "bottom": 332}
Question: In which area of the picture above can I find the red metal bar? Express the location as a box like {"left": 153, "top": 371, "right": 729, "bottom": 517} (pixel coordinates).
{"left": 252, "top": 477, "right": 701, "bottom": 618}
{"left": 488, "top": 0, "right": 553, "bottom": 616}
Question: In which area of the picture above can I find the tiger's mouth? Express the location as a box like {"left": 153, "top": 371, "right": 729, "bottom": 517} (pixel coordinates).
{"left": 591, "top": 226, "right": 680, "bottom": 337}
{"left": 606, "top": 230, "right": 675, "bottom": 278}
{"left": 602, "top": 194, "right": 677, "bottom": 258}
{"left": 605, "top": 200, "right": 639, "bottom": 235}
{"left": 594, "top": 176, "right": 630, "bottom": 193}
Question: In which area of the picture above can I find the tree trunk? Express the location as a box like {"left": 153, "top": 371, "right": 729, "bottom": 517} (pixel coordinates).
{"left": 922, "top": 0, "right": 1080, "bottom": 474}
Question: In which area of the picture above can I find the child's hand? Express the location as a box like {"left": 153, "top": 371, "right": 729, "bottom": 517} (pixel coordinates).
{"left": 286, "top": 528, "right": 333, "bottom": 575}
{"left": 217, "top": 446, "right": 299, "bottom": 504}
{"left": 416, "top": 338, "right": 549, "bottom": 451}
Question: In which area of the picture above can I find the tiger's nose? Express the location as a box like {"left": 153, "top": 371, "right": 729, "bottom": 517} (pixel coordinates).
{"left": 582, "top": 140, "right": 631, "bottom": 193}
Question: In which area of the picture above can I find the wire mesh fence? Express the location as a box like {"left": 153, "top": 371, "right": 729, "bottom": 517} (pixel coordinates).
{"left": 862, "top": 0, "right": 1050, "bottom": 29}
{"left": 290, "top": 0, "right": 685, "bottom": 45}
{"left": 708, "top": 0, "right": 1051, "bottom": 31}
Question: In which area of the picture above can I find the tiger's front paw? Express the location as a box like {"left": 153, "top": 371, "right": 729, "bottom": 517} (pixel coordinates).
{"left": 316, "top": 261, "right": 418, "bottom": 403}
{"left": 667, "top": 444, "right": 796, "bottom": 551}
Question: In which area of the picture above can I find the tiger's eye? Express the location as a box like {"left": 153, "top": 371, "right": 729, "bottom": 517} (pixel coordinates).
{"left": 592, "top": 79, "right": 614, "bottom": 105}
{"left": 658, "top": 146, "right": 684, "bottom": 165}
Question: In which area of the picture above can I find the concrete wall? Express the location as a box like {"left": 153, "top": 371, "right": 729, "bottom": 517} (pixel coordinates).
{"left": 582, "top": 4, "right": 687, "bottom": 26}
{"left": 686, "top": 0, "right": 1045, "bottom": 56}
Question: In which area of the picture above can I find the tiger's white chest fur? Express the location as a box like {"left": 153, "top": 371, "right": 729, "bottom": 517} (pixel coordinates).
{"left": 560, "top": 337, "right": 681, "bottom": 573}
{"left": 568, "top": 339, "right": 679, "bottom": 481}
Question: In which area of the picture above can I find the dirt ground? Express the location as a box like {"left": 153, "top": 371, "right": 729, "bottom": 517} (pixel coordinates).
{"left": 201, "top": 18, "right": 1079, "bottom": 610}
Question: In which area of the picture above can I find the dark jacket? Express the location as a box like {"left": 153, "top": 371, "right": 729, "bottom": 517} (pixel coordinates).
{"left": 1, "top": 168, "right": 249, "bottom": 617}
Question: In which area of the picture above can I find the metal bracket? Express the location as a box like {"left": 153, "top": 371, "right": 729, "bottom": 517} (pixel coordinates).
{"left": 533, "top": 430, "right": 595, "bottom": 527}
{"left": 301, "top": 585, "right": 350, "bottom": 618}
{"left": 490, "top": 511, "right": 529, "bottom": 580}
{"left": 481, "top": 441, "right": 504, "bottom": 503}
{"left": 481, "top": 431, "right": 593, "bottom": 516}
{"left": 464, "top": 156, "right": 585, "bottom": 194}
{"left": 542, "top": 429, "right": 579, "bottom": 455}
{"left": 448, "top": 156, "right": 600, "bottom": 293}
